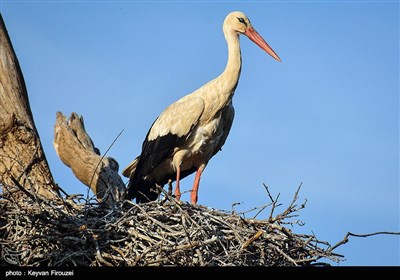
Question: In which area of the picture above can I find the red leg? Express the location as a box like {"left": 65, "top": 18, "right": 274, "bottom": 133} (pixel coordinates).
{"left": 174, "top": 166, "right": 181, "bottom": 201}
{"left": 191, "top": 168, "right": 202, "bottom": 205}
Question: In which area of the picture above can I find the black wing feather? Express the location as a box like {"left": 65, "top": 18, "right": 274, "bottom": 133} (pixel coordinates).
{"left": 126, "top": 97, "right": 205, "bottom": 203}
{"left": 127, "top": 131, "right": 186, "bottom": 202}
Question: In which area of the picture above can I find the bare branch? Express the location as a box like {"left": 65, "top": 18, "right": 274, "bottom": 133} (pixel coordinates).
{"left": 329, "top": 231, "right": 400, "bottom": 252}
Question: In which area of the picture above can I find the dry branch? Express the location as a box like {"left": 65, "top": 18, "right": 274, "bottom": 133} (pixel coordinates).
{"left": 328, "top": 231, "right": 400, "bottom": 253}
{"left": 53, "top": 112, "right": 125, "bottom": 204}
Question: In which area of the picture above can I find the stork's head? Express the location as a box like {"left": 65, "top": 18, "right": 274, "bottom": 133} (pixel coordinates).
{"left": 224, "top": 11, "right": 281, "bottom": 62}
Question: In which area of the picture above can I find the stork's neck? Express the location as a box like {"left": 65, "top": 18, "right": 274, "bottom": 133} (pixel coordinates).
{"left": 195, "top": 28, "right": 242, "bottom": 115}
{"left": 220, "top": 29, "right": 242, "bottom": 93}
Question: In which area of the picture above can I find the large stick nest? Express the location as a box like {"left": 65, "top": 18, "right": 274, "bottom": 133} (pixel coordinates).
{"left": 0, "top": 184, "right": 344, "bottom": 266}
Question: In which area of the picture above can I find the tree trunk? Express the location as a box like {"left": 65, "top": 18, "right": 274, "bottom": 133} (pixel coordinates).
{"left": 0, "top": 14, "right": 59, "bottom": 199}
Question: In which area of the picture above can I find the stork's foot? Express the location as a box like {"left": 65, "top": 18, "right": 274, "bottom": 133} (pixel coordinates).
{"left": 174, "top": 188, "right": 181, "bottom": 202}
{"left": 173, "top": 194, "right": 183, "bottom": 205}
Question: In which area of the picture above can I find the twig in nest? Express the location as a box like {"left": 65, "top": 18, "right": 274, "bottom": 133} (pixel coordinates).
{"left": 240, "top": 230, "right": 264, "bottom": 251}
{"left": 263, "top": 183, "right": 282, "bottom": 221}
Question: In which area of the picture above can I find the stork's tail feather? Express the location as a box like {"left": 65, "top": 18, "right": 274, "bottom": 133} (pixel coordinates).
{"left": 126, "top": 179, "right": 160, "bottom": 203}
{"left": 123, "top": 156, "right": 160, "bottom": 203}
{"left": 122, "top": 157, "right": 139, "bottom": 178}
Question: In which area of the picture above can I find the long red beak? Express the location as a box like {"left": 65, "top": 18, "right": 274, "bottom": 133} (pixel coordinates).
{"left": 244, "top": 27, "right": 281, "bottom": 62}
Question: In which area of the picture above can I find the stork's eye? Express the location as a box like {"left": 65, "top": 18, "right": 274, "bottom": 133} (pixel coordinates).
{"left": 237, "top": 17, "right": 247, "bottom": 26}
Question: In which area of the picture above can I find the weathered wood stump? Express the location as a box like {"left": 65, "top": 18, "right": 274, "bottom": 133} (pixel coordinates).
{"left": 54, "top": 112, "right": 126, "bottom": 203}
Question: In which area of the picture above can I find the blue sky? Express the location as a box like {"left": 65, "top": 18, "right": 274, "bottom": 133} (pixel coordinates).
{"left": 1, "top": 0, "right": 398, "bottom": 266}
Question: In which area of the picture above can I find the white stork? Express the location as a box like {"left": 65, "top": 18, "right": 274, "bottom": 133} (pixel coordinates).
{"left": 123, "top": 11, "right": 281, "bottom": 204}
